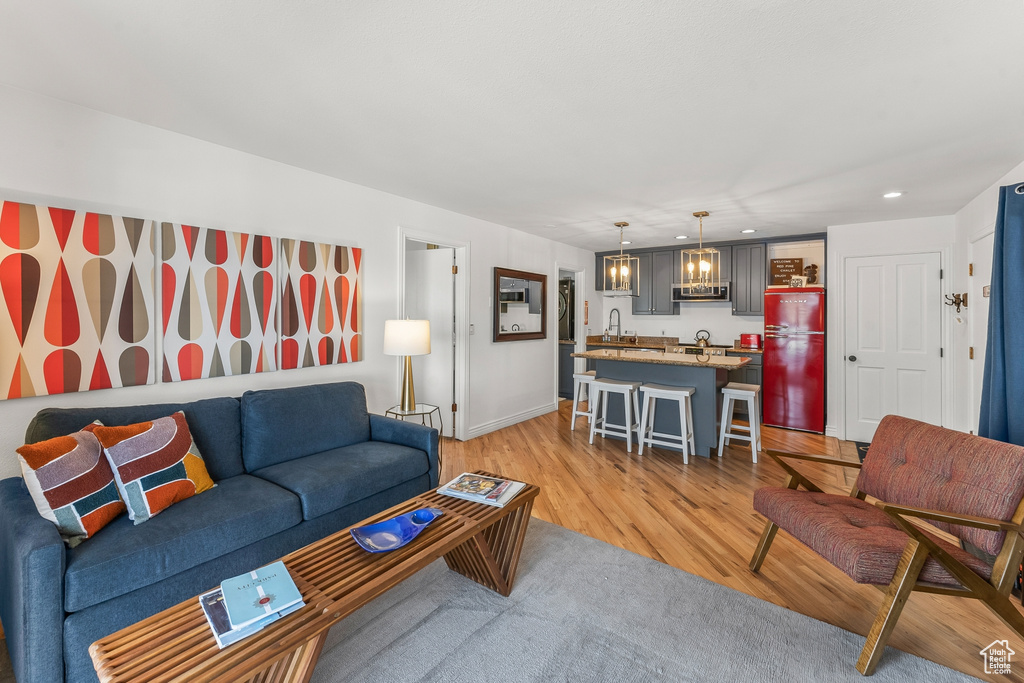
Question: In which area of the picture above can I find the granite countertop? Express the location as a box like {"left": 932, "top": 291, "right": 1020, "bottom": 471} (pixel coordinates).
{"left": 729, "top": 347, "right": 764, "bottom": 354}
{"left": 558, "top": 339, "right": 576, "bottom": 345}
{"left": 584, "top": 335, "right": 678, "bottom": 348}
{"left": 572, "top": 348, "right": 752, "bottom": 369}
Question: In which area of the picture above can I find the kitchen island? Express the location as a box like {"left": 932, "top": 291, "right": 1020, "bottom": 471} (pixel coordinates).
{"left": 571, "top": 348, "right": 752, "bottom": 457}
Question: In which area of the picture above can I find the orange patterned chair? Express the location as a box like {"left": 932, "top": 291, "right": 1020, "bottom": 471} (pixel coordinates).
{"left": 750, "top": 415, "right": 1024, "bottom": 675}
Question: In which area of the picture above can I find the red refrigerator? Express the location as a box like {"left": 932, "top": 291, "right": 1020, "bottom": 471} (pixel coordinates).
{"left": 763, "top": 288, "right": 825, "bottom": 433}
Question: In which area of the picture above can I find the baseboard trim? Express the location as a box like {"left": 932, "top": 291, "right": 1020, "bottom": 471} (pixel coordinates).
{"left": 825, "top": 424, "right": 839, "bottom": 438}
{"left": 466, "top": 403, "right": 558, "bottom": 440}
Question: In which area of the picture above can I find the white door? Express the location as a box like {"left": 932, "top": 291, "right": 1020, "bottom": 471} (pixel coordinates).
{"left": 970, "top": 232, "right": 995, "bottom": 433}
{"left": 405, "top": 246, "right": 455, "bottom": 437}
{"left": 844, "top": 253, "right": 942, "bottom": 441}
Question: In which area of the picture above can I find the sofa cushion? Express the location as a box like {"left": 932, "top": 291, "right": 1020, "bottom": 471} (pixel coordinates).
{"left": 64, "top": 474, "right": 300, "bottom": 612}
{"left": 25, "top": 397, "right": 244, "bottom": 481}
{"left": 94, "top": 412, "right": 216, "bottom": 524}
{"left": 753, "top": 487, "right": 993, "bottom": 586}
{"left": 16, "top": 422, "right": 124, "bottom": 546}
{"left": 252, "top": 441, "right": 430, "bottom": 521}
{"left": 241, "top": 382, "right": 371, "bottom": 471}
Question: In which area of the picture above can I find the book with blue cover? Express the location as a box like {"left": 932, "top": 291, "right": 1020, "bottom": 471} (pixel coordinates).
{"left": 220, "top": 560, "right": 303, "bottom": 630}
{"left": 198, "top": 588, "right": 303, "bottom": 649}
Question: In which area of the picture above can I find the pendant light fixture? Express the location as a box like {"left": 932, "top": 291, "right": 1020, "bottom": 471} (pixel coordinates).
{"left": 602, "top": 222, "right": 640, "bottom": 297}
{"left": 680, "top": 211, "right": 721, "bottom": 294}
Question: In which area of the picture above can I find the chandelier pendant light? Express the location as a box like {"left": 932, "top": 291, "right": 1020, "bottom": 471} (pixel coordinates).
{"left": 680, "top": 211, "right": 721, "bottom": 294}
{"left": 603, "top": 222, "right": 640, "bottom": 297}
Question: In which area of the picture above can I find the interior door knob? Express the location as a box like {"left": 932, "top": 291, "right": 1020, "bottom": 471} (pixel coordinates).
{"left": 848, "top": 355, "right": 857, "bottom": 362}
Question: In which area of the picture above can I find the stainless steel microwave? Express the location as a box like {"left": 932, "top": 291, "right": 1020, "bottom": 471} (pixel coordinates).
{"left": 671, "top": 282, "right": 731, "bottom": 302}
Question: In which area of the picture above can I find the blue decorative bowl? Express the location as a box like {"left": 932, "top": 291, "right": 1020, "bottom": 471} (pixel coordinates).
{"left": 350, "top": 507, "right": 444, "bottom": 553}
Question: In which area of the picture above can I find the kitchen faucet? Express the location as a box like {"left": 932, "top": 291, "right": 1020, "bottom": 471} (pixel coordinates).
{"left": 608, "top": 308, "right": 620, "bottom": 340}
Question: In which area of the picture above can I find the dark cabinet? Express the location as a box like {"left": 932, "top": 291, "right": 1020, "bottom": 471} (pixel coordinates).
{"left": 558, "top": 344, "right": 574, "bottom": 399}
{"left": 731, "top": 243, "right": 766, "bottom": 316}
{"left": 726, "top": 351, "right": 762, "bottom": 417}
{"left": 632, "top": 250, "right": 676, "bottom": 315}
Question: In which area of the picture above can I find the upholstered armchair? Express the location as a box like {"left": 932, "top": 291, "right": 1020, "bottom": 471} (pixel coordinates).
{"left": 749, "top": 414, "right": 1024, "bottom": 675}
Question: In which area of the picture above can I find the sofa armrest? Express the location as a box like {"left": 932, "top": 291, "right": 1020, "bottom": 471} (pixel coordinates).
{"left": 369, "top": 414, "right": 439, "bottom": 487}
{"left": 0, "top": 478, "right": 66, "bottom": 683}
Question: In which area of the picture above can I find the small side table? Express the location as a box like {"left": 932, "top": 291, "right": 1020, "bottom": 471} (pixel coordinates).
{"left": 385, "top": 403, "right": 443, "bottom": 472}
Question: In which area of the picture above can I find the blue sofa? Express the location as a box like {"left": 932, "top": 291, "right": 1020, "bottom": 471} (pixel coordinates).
{"left": 0, "top": 381, "right": 439, "bottom": 682}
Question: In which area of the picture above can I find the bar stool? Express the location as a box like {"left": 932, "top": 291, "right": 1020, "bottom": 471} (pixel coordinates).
{"left": 589, "top": 378, "right": 642, "bottom": 453}
{"left": 717, "top": 382, "right": 762, "bottom": 462}
{"left": 570, "top": 370, "right": 597, "bottom": 431}
{"left": 637, "top": 384, "right": 696, "bottom": 463}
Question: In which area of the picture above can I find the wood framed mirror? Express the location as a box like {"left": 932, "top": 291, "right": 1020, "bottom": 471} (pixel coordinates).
{"left": 493, "top": 267, "right": 547, "bottom": 342}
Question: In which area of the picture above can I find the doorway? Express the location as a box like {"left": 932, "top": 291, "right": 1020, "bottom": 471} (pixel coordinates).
{"left": 969, "top": 231, "right": 995, "bottom": 433}
{"left": 843, "top": 252, "right": 943, "bottom": 441}
{"left": 401, "top": 234, "right": 468, "bottom": 440}
{"left": 555, "top": 265, "right": 586, "bottom": 405}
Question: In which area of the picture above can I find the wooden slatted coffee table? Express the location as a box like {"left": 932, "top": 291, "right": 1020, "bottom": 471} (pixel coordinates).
{"left": 90, "top": 471, "right": 539, "bottom": 682}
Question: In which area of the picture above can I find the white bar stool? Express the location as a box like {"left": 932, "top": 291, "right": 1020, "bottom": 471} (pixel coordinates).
{"left": 637, "top": 384, "right": 696, "bottom": 463}
{"left": 570, "top": 370, "right": 596, "bottom": 431}
{"left": 717, "top": 382, "right": 762, "bottom": 462}
{"left": 589, "top": 378, "right": 642, "bottom": 453}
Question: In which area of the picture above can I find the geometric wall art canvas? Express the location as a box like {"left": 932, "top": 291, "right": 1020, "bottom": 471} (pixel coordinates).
{"left": 279, "top": 239, "right": 362, "bottom": 370}
{"left": 0, "top": 200, "right": 155, "bottom": 399}
{"left": 160, "top": 223, "right": 277, "bottom": 382}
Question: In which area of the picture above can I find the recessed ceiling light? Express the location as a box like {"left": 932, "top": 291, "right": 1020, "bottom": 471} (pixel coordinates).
{"left": 741, "top": 229, "right": 757, "bottom": 234}
{"left": 621, "top": 240, "right": 632, "bottom": 245}
{"left": 883, "top": 191, "right": 903, "bottom": 198}
{"left": 674, "top": 235, "right": 688, "bottom": 240}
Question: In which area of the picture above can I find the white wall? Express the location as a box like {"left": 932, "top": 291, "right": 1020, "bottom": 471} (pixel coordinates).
{"left": 951, "top": 159, "right": 1024, "bottom": 433}
{"left": 825, "top": 216, "right": 955, "bottom": 438}
{"left": 0, "top": 85, "right": 595, "bottom": 478}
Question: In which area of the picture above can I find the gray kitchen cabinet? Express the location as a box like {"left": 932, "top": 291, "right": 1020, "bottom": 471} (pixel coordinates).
{"left": 726, "top": 350, "right": 762, "bottom": 416}
{"left": 631, "top": 252, "right": 652, "bottom": 314}
{"left": 633, "top": 249, "right": 676, "bottom": 315}
{"left": 558, "top": 343, "right": 574, "bottom": 399}
{"left": 731, "top": 242, "right": 766, "bottom": 316}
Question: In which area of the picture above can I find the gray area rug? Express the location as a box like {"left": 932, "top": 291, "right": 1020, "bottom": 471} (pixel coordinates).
{"left": 311, "top": 520, "right": 976, "bottom": 682}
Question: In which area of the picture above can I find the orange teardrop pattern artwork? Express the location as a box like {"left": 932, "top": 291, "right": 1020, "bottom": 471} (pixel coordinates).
{"left": 89, "top": 350, "right": 112, "bottom": 391}
{"left": 43, "top": 259, "right": 80, "bottom": 347}
{"left": 43, "top": 349, "right": 82, "bottom": 395}
{"left": 48, "top": 208, "right": 75, "bottom": 252}
{"left": 82, "top": 258, "right": 117, "bottom": 342}
{"left": 1, "top": 202, "right": 40, "bottom": 250}
{"left": 177, "top": 343, "right": 204, "bottom": 381}
{"left": 118, "top": 264, "right": 149, "bottom": 344}
{"left": 204, "top": 267, "right": 229, "bottom": 336}
{"left": 298, "top": 273, "right": 316, "bottom": 333}
{"left": 161, "top": 263, "right": 176, "bottom": 334}
{"left": 83, "top": 213, "right": 116, "bottom": 256}
{"left": 8, "top": 355, "right": 35, "bottom": 399}
{"left": 1, "top": 253, "right": 40, "bottom": 345}
{"left": 230, "top": 272, "right": 251, "bottom": 339}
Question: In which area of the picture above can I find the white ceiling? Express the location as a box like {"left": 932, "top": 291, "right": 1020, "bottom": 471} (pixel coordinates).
{"left": 1, "top": 1, "right": 1023, "bottom": 251}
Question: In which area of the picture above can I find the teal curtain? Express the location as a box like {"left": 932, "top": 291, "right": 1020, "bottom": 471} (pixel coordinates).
{"left": 979, "top": 183, "right": 1024, "bottom": 445}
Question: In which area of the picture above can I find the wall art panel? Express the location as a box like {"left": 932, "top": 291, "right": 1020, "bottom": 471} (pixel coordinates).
{"left": 0, "top": 200, "right": 155, "bottom": 399}
{"left": 279, "top": 239, "right": 361, "bottom": 369}
{"left": 161, "top": 223, "right": 277, "bottom": 382}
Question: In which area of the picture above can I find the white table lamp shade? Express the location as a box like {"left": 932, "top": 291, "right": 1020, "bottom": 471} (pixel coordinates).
{"left": 383, "top": 319, "right": 431, "bottom": 356}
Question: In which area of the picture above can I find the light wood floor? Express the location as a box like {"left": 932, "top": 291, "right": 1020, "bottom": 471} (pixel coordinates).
{"left": 443, "top": 400, "right": 1024, "bottom": 682}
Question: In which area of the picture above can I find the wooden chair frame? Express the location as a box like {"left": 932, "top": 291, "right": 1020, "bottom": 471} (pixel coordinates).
{"left": 749, "top": 448, "right": 1024, "bottom": 676}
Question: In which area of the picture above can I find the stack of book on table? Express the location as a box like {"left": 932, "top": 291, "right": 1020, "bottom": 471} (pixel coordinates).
{"left": 199, "top": 560, "right": 304, "bottom": 649}
{"left": 438, "top": 473, "right": 526, "bottom": 507}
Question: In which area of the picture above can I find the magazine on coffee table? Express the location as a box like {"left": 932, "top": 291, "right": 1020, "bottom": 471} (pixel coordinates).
{"left": 437, "top": 473, "right": 526, "bottom": 507}
{"left": 198, "top": 588, "right": 303, "bottom": 649}
{"left": 221, "top": 560, "right": 304, "bottom": 630}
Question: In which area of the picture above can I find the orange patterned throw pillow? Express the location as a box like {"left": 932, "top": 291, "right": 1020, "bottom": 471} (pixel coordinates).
{"left": 16, "top": 422, "right": 126, "bottom": 546}
{"left": 93, "top": 412, "right": 215, "bottom": 524}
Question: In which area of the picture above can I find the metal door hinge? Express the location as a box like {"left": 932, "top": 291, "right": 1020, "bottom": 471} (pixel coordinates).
{"left": 452, "top": 403, "right": 458, "bottom": 412}
{"left": 940, "top": 269, "right": 944, "bottom": 279}
{"left": 969, "top": 263, "right": 974, "bottom": 276}
{"left": 969, "top": 346, "right": 974, "bottom": 359}
{"left": 452, "top": 265, "right": 458, "bottom": 275}
{"left": 940, "top": 347, "right": 944, "bottom": 357}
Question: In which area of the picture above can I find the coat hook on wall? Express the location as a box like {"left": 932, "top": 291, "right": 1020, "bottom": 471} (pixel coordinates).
{"left": 944, "top": 292, "right": 968, "bottom": 312}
